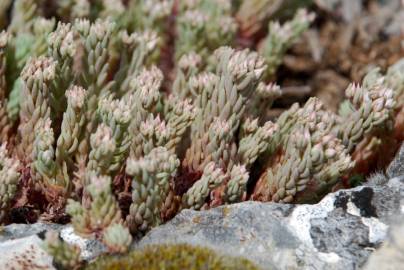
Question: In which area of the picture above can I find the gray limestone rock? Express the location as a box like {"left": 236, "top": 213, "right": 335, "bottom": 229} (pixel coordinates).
{"left": 387, "top": 143, "right": 404, "bottom": 178}
{"left": 138, "top": 176, "right": 404, "bottom": 270}
{"left": 0, "top": 224, "right": 105, "bottom": 269}
{"left": 0, "top": 235, "right": 55, "bottom": 270}
{"left": 363, "top": 215, "right": 404, "bottom": 270}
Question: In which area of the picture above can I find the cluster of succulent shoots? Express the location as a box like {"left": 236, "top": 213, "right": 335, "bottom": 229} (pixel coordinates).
{"left": 0, "top": 0, "right": 402, "bottom": 265}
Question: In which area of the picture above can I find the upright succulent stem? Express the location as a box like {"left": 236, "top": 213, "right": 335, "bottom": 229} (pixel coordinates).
{"left": 0, "top": 144, "right": 20, "bottom": 223}
{"left": 0, "top": 31, "right": 11, "bottom": 143}
{"left": 74, "top": 19, "right": 115, "bottom": 162}
{"left": 17, "top": 57, "right": 56, "bottom": 161}
{"left": 126, "top": 147, "right": 179, "bottom": 234}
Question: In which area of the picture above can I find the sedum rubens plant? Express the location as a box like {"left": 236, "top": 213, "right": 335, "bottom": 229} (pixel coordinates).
{"left": 252, "top": 74, "right": 396, "bottom": 202}
{"left": 0, "top": 3, "right": 400, "bottom": 262}
{"left": 182, "top": 47, "right": 268, "bottom": 197}
{"left": 97, "top": 94, "right": 133, "bottom": 176}
{"left": 128, "top": 65, "right": 163, "bottom": 160}
{"left": 56, "top": 86, "right": 87, "bottom": 181}
{"left": 0, "top": 144, "right": 20, "bottom": 224}
{"left": 182, "top": 162, "right": 226, "bottom": 210}
{"left": 176, "top": 0, "right": 237, "bottom": 61}
{"left": 66, "top": 173, "right": 124, "bottom": 238}
{"left": 17, "top": 57, "right": 56, "bottom": 162}
{"left": 101, "top": 222, "right": 133, "bottom": 254}
{"left": 43, "top": 230, "right": 82, "bottom": 270}
{"left": 126, "top": 147, "right": 179, "bottom": 234}
{"left": 252, "top": 98, "right": 354, "bottom": 202}
{"left": 0, "top": 31, "right": 11, "bottom": 143}
{"left": 259, "top": 8, "right": 315, "bottom": 79}
{"left": 32, "top": 86, "right": 87, "bottom": 191}
{"left": 73, "top": 19, "right": 115, "bottom": 166}
{"left": 47, "top": 22, "right": 77, "bottom": 123}
{"left": 125, "top": 0, "right": 173, "bottom": 33}
{"left": 340, "top": 66, "right": 402, "bottom": 174}
{"left": 116, "top": 31, "right": 160, "bottom": 96}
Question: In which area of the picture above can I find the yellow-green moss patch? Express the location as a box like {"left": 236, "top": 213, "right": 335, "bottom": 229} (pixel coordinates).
{"left": 85, "top": 243, "right": 261, "bottom": 270}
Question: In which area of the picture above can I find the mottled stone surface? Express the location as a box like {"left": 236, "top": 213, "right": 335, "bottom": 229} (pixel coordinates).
{"left": 0, "top": 224, "right": 105, "bottom": 269}
{"left": 0, "top": 235, "right": 55, "bottom": 270}
{"left": 0, "top": 222, "right": 63, "bottom": 242}
{"left": 363, "top": 215, "right": 404, "bottom": 270}
{"left": 139, "top": 203, "right": 300, "bottom": 270}
{"left": 138, "top": 175, "right": 404, "bottom": 270}
{"left": 387, "top": 143, "right": 404, "bottom": 178}
{"left": 59, "top": 226, "right": 107, "bottom": 261}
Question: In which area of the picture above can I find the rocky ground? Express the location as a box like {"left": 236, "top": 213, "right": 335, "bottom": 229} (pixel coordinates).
{"left": 0, "top": 143, "right": 403, "bottom": 270}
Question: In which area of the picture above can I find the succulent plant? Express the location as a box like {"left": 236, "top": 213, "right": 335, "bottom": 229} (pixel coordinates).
{"left": 253, "top": 97, "right": 355, "bottom": 202}
{"left": 66, "top": 173, "right": 122, "bottom": 237}
{"left": 43, "top": 230, "right": 82, "bottom": 270}
{"left": 102, "top": 223, "right": 133, "bottom": 254}
{"left": 0, "top": 144, "right": 20, "bottom": 223}
{"left": 182, "top": 162, "right": 226, "bottom": 210}
{"left": 0, "top": 2, "right": 401, "bottom": 265}
{"left": 176, "top": 0, "right": 237, "bottom": 60}
{"left": 0, "top": 31, "right": 11, "bottom": 143}
{"left": 259, "top": 8, "right": 315, "bottom": 79}
{"left": 126, "top": 147, "right": 179, "bottom": 234}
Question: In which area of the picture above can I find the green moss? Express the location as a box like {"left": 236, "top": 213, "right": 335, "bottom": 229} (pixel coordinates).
{"left": 349, "top": 174, "right": 365, "bottom": 187}
{"left": 85, "top": 243, "right": 261, "bottom": 270}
